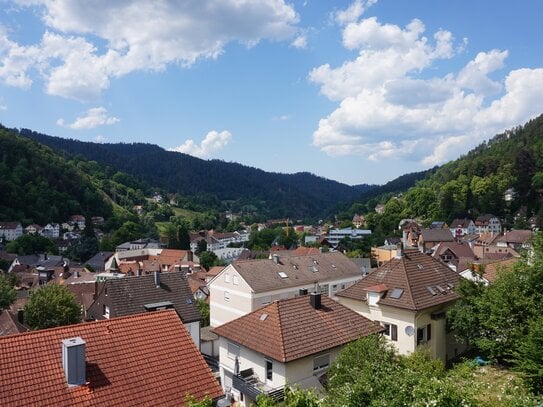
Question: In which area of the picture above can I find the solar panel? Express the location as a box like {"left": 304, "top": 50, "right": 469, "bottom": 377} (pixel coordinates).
{"left": 389, "top": 288, "right": 404, "bottom": 299}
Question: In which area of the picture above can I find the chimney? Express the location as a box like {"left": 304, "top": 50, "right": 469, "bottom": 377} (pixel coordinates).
{"left": 137, "top": 269, "right": 142, "bottom": 277}
{"left": 272, "top": 254, "right": 279, "bottom": 264}
{"left": 44, "top": 253, "right": 48, "bottom": 260}
{"left": 299, "top": 288, "right": 308, "bottom": 296}
{"left": 62, "top": 337, "right": 86, "bottom": 386}
{"left": 395, "top": 242, "right": 404, "bottom": 259}
{"left": 17, "top": 309, "right": 24, "bottom": 324}
{"left": 309, "top": 292, "right": 321, "bottom": 309}
{"left": 154, "top": 271, "right": 161, "bottom": 288}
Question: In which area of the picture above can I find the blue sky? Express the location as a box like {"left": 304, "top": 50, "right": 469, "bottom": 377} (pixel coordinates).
{"left": 1, "top": 0, "right": 543, "bottom": 186}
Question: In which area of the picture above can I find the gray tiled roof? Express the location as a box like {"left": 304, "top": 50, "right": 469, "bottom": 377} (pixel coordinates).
{"left": 102, "top": 272, "right": 201, "bottom": 323}
{"left": 231, "top": 251, "right": 363, "bottom": 293}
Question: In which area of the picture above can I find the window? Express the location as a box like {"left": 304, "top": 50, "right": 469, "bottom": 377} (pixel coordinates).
{"left": 417, "top": 324, "right": 432, "bottom": 345}
{"left": 233, "top": 275, "right": 239, "bottom": 285}
{"left": 317, "top": 284, "right": 329, "bottom": 295}
{"left": 261, "top": 296, "right": 271, "bottom": 305}
{"left": 381, "top": 322, "right": 398, "bottom": 341}
{"left": 224, "top": 291, "right": 231, "bottom": 301}
{"left": 224, "top": 273, "right": 231, "bottom": 283}
{"left": 313, "top": 354, "right": 330, "bottom": 371}
{"left": 227, "top": 342, "right": 240, "bottom": 358}
{"left": 265, "top": 359, "right": 273, "bottom": 381}
{"left": 103, "top": 305, "right": 110, "bottom": 319}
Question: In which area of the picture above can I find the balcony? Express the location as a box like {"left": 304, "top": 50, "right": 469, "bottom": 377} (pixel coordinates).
{"left": 232, "top": 368, "right": 284, "bottom": 402}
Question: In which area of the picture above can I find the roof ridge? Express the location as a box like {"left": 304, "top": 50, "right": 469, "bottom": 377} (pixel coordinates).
{"left": 275, "top": 300, "right": 288, "bottom": 362}
{"left": 398, "top": 256, "right": 417, "bottom": 310}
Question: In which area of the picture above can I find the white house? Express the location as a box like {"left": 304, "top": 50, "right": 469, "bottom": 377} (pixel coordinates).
{"left": 212, "top": 293, "right": 382, "bottom": 406}
{"left": 475, "top": 214, "right": 502, "bottom": 235}
{"left": 449, "top": 218, "right": 476, "bottom": 238}
{"left": 41, "top": 223, "right": 60, "bottom": 239}
{"left": 0, "top": 222, "right": 23, "bottom": 241}
{"left": 336, "top": 248, "right": 466, "bottom": 362}
{"left": 208, "top": 251, "right": 365, "bottom": 327}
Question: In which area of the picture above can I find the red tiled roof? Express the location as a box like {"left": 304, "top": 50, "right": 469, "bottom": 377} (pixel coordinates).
{"left": 366, "top": 284, "right": 388, "bottom": 293}
{"left": 212, "top": 295, "right": 382, "bottom": 363}
{"left": 0, "top": 310, "right": 223, "bottom": 406}
{"left": 337, "top": 250, "right": 460, "bottom": 311}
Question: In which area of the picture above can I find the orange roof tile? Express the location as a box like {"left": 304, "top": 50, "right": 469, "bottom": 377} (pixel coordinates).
{"left": 212, "top": 295, "right": 382, "bottom": 363}
{"left": 0, "top": 310, "right": 223, "bottom": 406}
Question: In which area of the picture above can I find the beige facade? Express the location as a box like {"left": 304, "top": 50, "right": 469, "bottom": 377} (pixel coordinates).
{"left": 337, "top": 296, "right": 465, "bottom": 361}
{"left": 209, "top": 263, "right": 360, "bottom": 327}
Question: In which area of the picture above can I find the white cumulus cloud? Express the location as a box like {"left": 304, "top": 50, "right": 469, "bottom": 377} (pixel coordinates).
{"left": 309, "top": 2, "right": 543, "bottom": 167}
{"left": 57, "top": 107, "right": 119, "bottom": 129}
{"left": 1, "top": 0, "right": 300, "bottom": 100}
{"left": 170, "top": 130, "right": 232, "bottom": 158}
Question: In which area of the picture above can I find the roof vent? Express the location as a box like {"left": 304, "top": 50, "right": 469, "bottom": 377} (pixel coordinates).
{"left": 154, "top": 271, "right": 160, "bottom": 288}
{"left": 299, "top": 288, "right": 308, "bottom": 296}
{"left": 272, "top": 254, "right": 280, "bottom": 264}
{"left": 62, "top": 337, "right": 86, "bottom": 386}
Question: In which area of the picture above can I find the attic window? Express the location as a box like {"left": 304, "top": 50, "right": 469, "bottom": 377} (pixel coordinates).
{"left": 278, "top": 272, "right": 288, "bottom": 279}
{"left": 389, "top": 288, "right": 404, "bottom": 299}
{"left": 260, "top": 313, "right": 268, "bottom": 321}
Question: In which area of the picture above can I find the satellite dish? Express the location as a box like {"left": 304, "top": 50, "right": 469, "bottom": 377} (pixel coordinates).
{"left": 405, "top": 326, "right": 414, "bottom": 336}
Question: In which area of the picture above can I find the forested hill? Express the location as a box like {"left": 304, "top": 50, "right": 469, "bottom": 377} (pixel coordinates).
{"left": 0, "top": 127, "right": 113, "bottom": 225}
{"left": 352, "top": 113, "right": 543, "bottom": 237}
{"left": 16, "top": 128, "right": 375, "bottom": 219}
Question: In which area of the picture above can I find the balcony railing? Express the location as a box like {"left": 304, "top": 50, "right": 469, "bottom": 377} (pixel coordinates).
{"left": 232, "top": 368, "right": 284, "bottom": 402}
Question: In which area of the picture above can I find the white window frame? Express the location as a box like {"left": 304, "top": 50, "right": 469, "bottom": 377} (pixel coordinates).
{"left": 227, "top": 342, "right": 240, "bottom": 359}
{"left": 224, "top": 273, "right": 231, "bottom": 283}
{"left": 233, "top": 275, "right": 239, "bottom": 285}
{"left": 224, "top": 291, "right": 231, "bottom": 301}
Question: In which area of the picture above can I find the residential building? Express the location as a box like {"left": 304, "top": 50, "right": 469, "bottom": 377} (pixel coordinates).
{"left": 87, "top": 271, "right": 202, "bottom": 347}
{"left": 84, "top": 251, "right": 114, "bottom": 273}
{"left": 449, "top": 218, "right": 476, "bottom": 238}
{"left": 8, "top": 253, "right": 64, "bottom": 273}
{"left": 336, "top": 249, "right": 465, "bottom": 362}
{"left": 401, "top": 221, "right": 421, "bottom": 248}
{"left": 429, "top": 221, "right": 448, "bottom": 229}
{"left": 417, "top": 228, "right": 454, "bottom": 252}
{"left": 325, "top": 228, "right": 372, "bottom": 247}
{"left": 459, "top": 257, "right": 519, "bottom": 285}
{"left": 0, "top": 310, "right": 223, "bottom": 406}
{"left": 375, "top": 204, "right": 385, "bottom": 214}
{"left": 41, "top": 223, "right": 60, "bottom": 239}
{"left": 213, "top": 294, "right": 382, "bottom": 405}
{"left": 475, "top": 214, "right": 502, "bottom": 235}
{"left": 371, "top": 245, "right": 397, "bottom": 266}
{"left": 495, "top": 230, "right": 533, "bottom": 252}
{"left": 431, "top": 241, "right": 477, "bottom": 272}
{"left": 0, "top": 222, "right": 23, "bottom": 241}
{"left": 24, "top": 224, "right": 42, "bottom": 235}
{"left": 352, "top": 214, "right": 366, "bottom": 228}
{"left": 115, "top": 238, "right": 165, "bottom": 252}
{"left": 208, "top": 252, "right": 364, "bottom": 327}
{"left": 69, "top": 215, "right": 86, "bottom": 230}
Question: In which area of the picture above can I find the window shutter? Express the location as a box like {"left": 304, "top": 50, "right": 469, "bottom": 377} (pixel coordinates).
{"left": 391, "top": 324, "right": 398, "bottom": 341}
{"left": 426, "top": 323, "right": 432, "bottom": 341}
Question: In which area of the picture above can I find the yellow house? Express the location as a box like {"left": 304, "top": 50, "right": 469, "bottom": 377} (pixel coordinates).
{"left": 336, "top": 249, "right": 467, "bottom": 362}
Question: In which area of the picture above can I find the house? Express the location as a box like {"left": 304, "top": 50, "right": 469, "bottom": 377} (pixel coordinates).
{"left": 417, "top": 228, "right": 454, "bottom": 252}
{"left": 24, "top": 224, "right": 43, "bottom": 235}
{"left": 371, "top": 245, "right": 397, "bottom": 267}
{"left": 495, "top": 230, "right": 533, "bottom": 252}
{"left": 460, "top": 257, "right": 519, "bottom": 285}
{"left": 429, "top": 221, "right": 448, "bottom": 229}
{"left": 87, "top": 271, "right": 202, "bottom": 347}
{"left": 208, "top": 252, "right": 365, "bottom": 327}
{"left": 352, "top": 214, "right": 366, "bottom": 228}
{"left": 115, "top": 238, "right": 165, "bottom": 252}
{"left": 0, "top": 222, "right": 23, "bottom": 241}
{"left": 84, "top": 251, "right": 114, "bottom": 273}
{"left": 449, "top": 219, "right": 476, "bottom": 238}
{"left": 0, "top": 310, "right": 223, "bottom": 406}
{"left": 504, "top": 188, "right": 516, "bottom": 202}
{"left": 212, "top": 293, "right": 383, "bottom": 405}
{"left": 401, "top": 221, "right": 421, "bottom": 249}
{"left": 0, "top": 310, "right": 29, "bottom": 336}
{"left": 431, "top": 241, "right": 477, "bottom": 272}
{"left": 69, "top": 215, "right": 86, "bottom": 230}
{"left": 336, "top": 249, "right": 465, "bottom": 362}
{"left": 475, "top": 214, "right": 502, "bottom": 235}
{"left": 8, "top": 253, "right": 64, "bottom": 273}
{"left": 41, "top": 223, "right": 60, "bottom": 239}
{"left": 375, "top": 204, "right": 385, "bottom": 214}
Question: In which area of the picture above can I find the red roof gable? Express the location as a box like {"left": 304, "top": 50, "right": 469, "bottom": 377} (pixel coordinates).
{"left": 0, "top": 310, "right": 223, "bottom": 406}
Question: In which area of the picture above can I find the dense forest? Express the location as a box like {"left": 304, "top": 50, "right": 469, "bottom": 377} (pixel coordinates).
{"left": 341, "top": 114, "right": 543, "bottom": 243}
{"left": 16, "top": 128, "right": 375, "bottom": 220}
{"left": 0, "top": 127, "right": 113, "bottom": 225}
